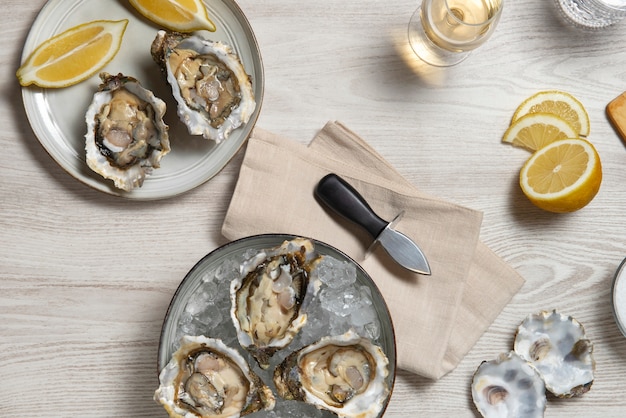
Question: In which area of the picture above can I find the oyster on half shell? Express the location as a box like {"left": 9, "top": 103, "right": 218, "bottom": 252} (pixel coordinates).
{"left": 273, "top": 329, "right": 390, "bottom": 418}
{"left": 151, "top": 30, "right": 255, "bottom": 143}
{"left": 230, "top": 238, "right": 322, "bottom": 369}
{"left": 154, "top": 335, "right": 275, "bottom": 418}
{"left": 471, "top": 351, "right": 546, "bottom": 418}
{"left": 514, "top": 310, "right": 595, "bottom": 398}
{"left": 85, "top": 72, "right": 170, "bottom": 191}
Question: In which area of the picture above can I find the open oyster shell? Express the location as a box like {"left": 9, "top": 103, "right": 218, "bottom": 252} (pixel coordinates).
{"left": 151, "top": 30, "right": 255, "bottom": 143}
{"left": 154, "top": 335, "right": 275, "bottom": 418}
{"left": 230, "top": 238, "right": 322, "bottom": 369}
{"left": 513, "top": 310, "right": 595, "bottom": 397}
{"left": 471, "top": 351, "right": 546, "bottom": 418}
{"left": 273, "top": 329, "right": 390, "bottom": 418}
{"left": 85, "top": 72, "right": 170, "bottom": 191}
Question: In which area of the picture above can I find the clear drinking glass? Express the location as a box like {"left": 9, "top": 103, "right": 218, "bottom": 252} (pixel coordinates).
{"left": 555, "top": 0, "right": 626, "bottom": 29}
{"left": 408, "top": 0, "right": 504, "bottom": 67}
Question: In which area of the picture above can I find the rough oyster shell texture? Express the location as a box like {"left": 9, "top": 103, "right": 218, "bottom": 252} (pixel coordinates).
{"left": 84, "top": 72, "right": 170, "bottom": 191}
{"left": 157, "top": 237, "right": 393, "bottom": 417}
{"left": 151, "top": 30, "right": 255, "bottom": 143}
{"left": 154, "top": 335, "right": 275, "bottom": 418}
{"left": 273, "top": 329, "right": 390, "bottom": 418}
{"left": 471, "top": 310, "right": 595, "bottom": 417}
{"left": 471, "top": 351, "right": 546, "bottom": 418}
{"left": 230, "top": 238, "right": 322, "bottom": 369}
{"left": 513, "top": 310, "right": 595, "bottom": 397}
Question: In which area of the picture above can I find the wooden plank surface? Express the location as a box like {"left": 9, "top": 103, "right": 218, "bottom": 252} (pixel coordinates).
{"left": 2, "top": 0, "right": 626, "bottom": 416}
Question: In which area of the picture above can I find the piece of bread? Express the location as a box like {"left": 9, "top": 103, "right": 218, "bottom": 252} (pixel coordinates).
{"left": 607, "top": 91, "right": 626, "bottom": 143}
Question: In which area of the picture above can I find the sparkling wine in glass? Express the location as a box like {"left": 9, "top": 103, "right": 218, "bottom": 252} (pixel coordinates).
{"left": 408, "top": 0, "right": 504, "bottom": 66}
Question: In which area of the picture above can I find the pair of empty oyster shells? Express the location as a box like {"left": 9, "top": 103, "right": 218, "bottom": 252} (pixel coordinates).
{"left": 155, "top": 238, "right": 390, "bottom": 418}
{"left": 472, "top": 310, "right": 595, "bottom": 418}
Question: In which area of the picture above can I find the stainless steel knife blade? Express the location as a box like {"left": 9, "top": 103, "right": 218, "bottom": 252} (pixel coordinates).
{"left": 314, "top": 173, "right": 431, "bottom": 275}
{"left": 375, "top": 213, "right": 431, "bottom": 274}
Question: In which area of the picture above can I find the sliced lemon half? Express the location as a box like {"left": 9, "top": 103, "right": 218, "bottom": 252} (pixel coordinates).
{"left": 520, "top": 138, "right": 602, "bottom": 213}
{"left": 129, "top": 0, "right": 216, "bottom": 32}
{"left": 512, "top": 90, "right": 590, "bottom": 137}
{"left": 502, "top": 112, "right": 578, "bottom": 152}
{"left": 16, "top": 19, "right": 128, "bottom": 88}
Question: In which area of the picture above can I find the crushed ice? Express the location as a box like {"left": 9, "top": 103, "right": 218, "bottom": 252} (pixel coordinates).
{"left": 171, "top": 245, "right": 384, "bottom": 417}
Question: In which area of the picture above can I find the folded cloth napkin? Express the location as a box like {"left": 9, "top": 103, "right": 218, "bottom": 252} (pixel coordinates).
{"left": 222, "top": 121, "right": 525, "bottom": 379}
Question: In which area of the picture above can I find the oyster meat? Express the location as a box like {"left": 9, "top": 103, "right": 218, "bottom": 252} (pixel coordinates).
{"left": 151, "top": 30, "right": 255, "bottom": 143}
{"left": 230, "top": 238, "right": 322, "bottom": 369}
{"left": 154, "top": 335, "right": 275, "bottom": 418}
{"left": 273, "top": 329, "right": 390, "bottom": 418}
{"left": 513, "top": 310, "right": 595, "bottom": 397}
{"left": 471, "top": 351, "right": 546, "bottom": 418}
{"left": 85, "top": 72, "right": 170, "bottom": 191}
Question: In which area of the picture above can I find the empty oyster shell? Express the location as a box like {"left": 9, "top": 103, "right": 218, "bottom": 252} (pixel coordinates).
{"left": 154, "top": 335, "right": 275, "bottom": 418}
{"left": 84, "top": 72, "right": 170, "bottom": 191}
{"left": 514, "top": 310, "right": 595, "bottom": 397}
{"left": 471, "top": 351, "right": 546, "bottom": 418}
{"left": 151, "top": 30, "right": 255, "bottom": 143}
{"left": 230, "top": 238, "right": 322, "bottom": 369}
{"left": 273, "top": 329, "right": 390, "bottom": 418}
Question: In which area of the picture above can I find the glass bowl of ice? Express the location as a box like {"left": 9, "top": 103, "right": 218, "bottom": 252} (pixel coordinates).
{"left": 157, "top": 234, "right": 396, "bottom": 418}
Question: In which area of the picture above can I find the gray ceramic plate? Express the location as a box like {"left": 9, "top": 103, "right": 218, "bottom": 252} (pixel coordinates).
{"left": 20, "top": 0, "right": 263, "bottom": 199}
{"left": 157, "top": 234, "right": 396, "bottom": 417}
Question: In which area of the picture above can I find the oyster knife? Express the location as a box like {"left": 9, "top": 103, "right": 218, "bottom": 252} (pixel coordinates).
{"left": 315, "top": 173, "right": 431, "bottom": 275}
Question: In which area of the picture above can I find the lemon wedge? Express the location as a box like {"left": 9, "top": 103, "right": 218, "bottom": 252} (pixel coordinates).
{"left": 16, "top": 19, "right": 128, "bottom": 88}
{"left": 502, "top": 113, "right": 578, "bottom": 152}
{"left": 519, "top": 138, "right": 602, "bottom": 213}
{"left": 512, "top": 90, "right": 590, "bottom": 137}
{"left": 129, "top": 0, "right": 216, "bottom": 32}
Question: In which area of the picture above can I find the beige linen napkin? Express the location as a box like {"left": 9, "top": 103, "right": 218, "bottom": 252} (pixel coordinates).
{"left": 222, "top": 121, "right": 525, "bottom": 379}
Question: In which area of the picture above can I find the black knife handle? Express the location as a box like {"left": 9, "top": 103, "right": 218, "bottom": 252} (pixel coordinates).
{"left": 315, "top": 173, "right": 388, "bottom": 238}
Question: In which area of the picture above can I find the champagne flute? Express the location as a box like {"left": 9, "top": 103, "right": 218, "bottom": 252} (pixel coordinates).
{"left": 408, "top": 0, "right": 504, "bottom": 66}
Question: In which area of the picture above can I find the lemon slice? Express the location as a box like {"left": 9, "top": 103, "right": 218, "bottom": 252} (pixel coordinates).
{"left": 502, "top": 113, "right": 578, "bottom": 152}
{"left": 519, "top": 138, "right": 602, "bottom": 213}
{"left": 129, "top": 0, "right": 216, "bottom": 32}
{"left": 512, "top": 90, "right": 590, "bottom": 137}
{"left": 16, "top": 19, "right": 128, "bottom": 88}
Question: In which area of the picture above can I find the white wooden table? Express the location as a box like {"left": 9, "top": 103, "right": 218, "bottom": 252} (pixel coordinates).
{"left": 2, "top": 0, "right": 626, "bottom": 416}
